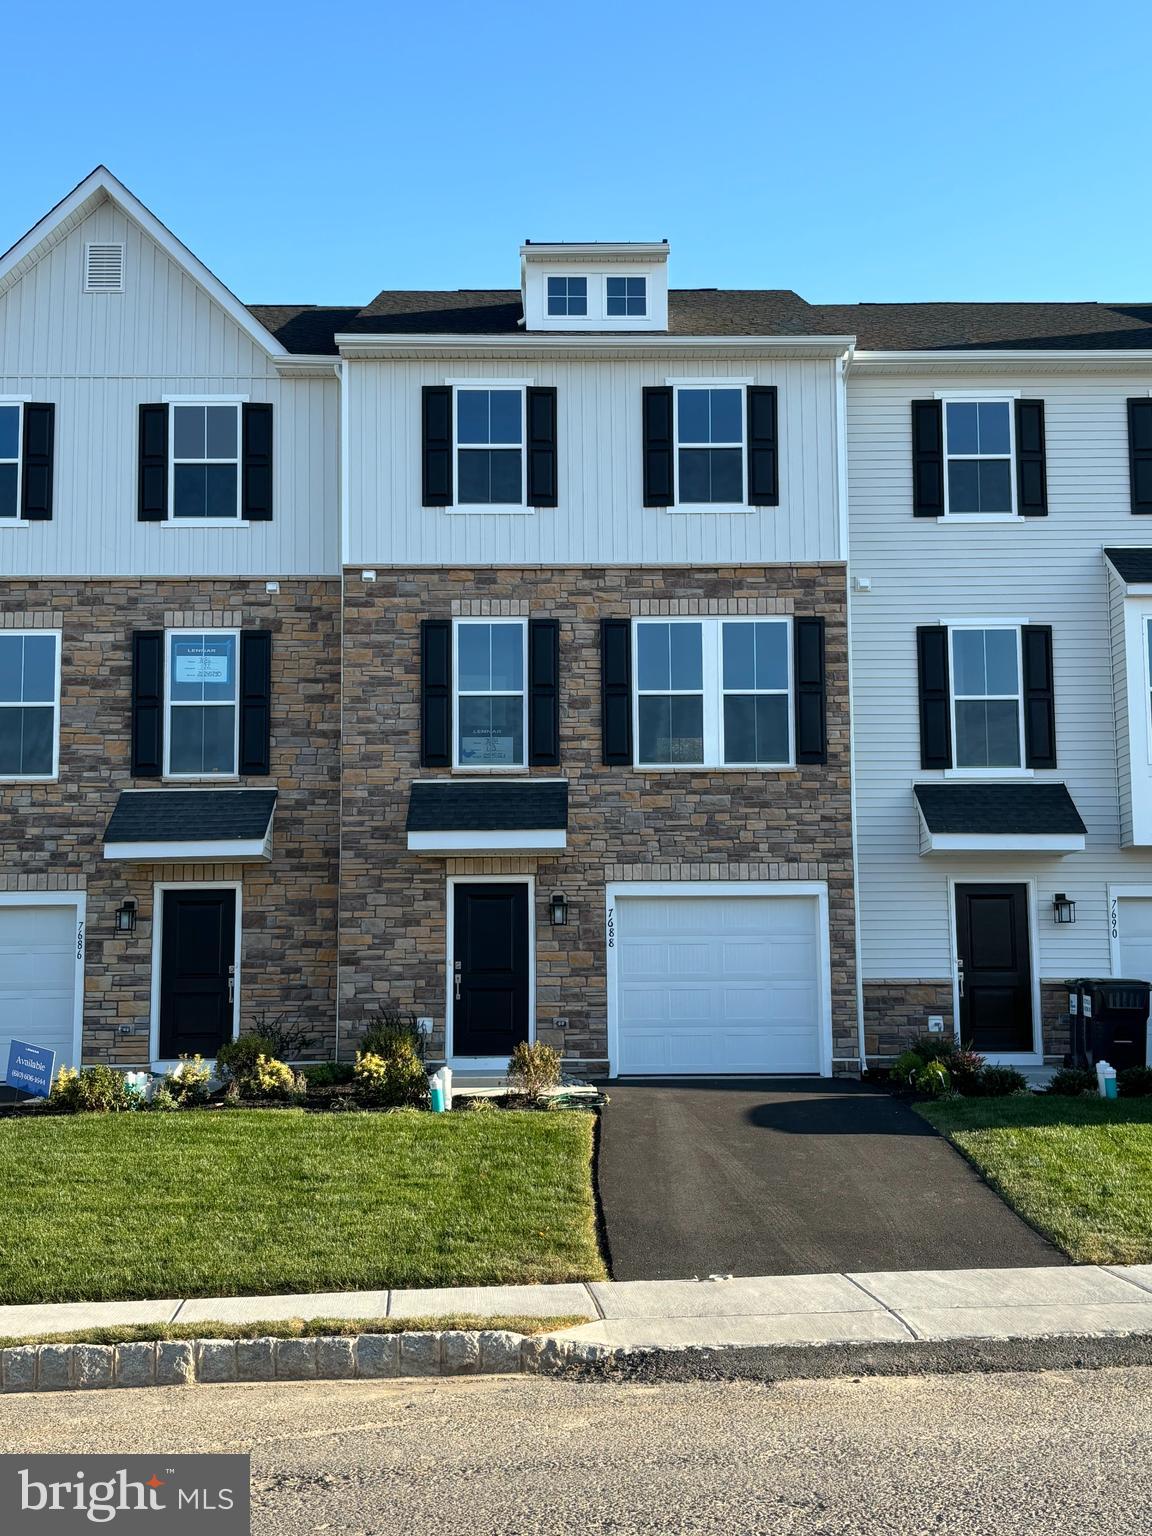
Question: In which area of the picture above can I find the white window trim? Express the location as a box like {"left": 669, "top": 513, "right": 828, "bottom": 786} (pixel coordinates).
{"left": 939, "top": 395, "right": 1018, "bottom": 519}
{"left": 452, "top": 617, "right": 529, "bottom": 772}
{"left": 669, "top": 382, "right": 748, "bottom": 512}
{"left": 149, "top": 880, "right": 242, "bottom": 1071}
{"left": 605, "top": 273, "right": 649, "bottom": 319}
{"left": 0, "top": 628, "right": 61, "bottom": 782}
{"left": 163, "top": 629, "right": 241, "bottom": 781}
{"left": 444, "top": 873, "right": 535, "bottom": 1070}
{"left": 631, "top": 616, "right": 794, "bottom": 771}
{"left": 545, "top": 275, "right": 590, "bottom": 319}
{"left": 1144, "top": 616, "right": 1152, "bottom": 769}
{"left": 946, "top": 624, "right": 1028, "bottom": 777}
{"left": 162, "top": 397, "right": 248, "bottom": 525}
{"left": 0, "top": 891, "right": 85, "bottom": 1071}
{"left": 448, "top": 381, "right": 528, "bottom": 513}
{"left": 0, "top": 399, "right": 25, "bottom": 525}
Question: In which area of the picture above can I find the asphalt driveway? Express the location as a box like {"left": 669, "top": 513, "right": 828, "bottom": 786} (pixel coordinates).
{"left": 597, "top": 1079, "right": 1066, "bottom": 1279}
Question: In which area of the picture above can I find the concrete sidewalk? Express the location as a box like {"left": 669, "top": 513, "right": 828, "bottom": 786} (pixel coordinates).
{"left": 7, "top": 1266, "right": 1152, "bottom": 1351}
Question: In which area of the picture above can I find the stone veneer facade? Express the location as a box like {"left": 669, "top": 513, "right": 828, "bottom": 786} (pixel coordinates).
{"left": 863, "top": 979, "right": 1073, "bottom": 1065}
{"left": 0, "top": 580, "right": 341, "bottom": 1065}
{"left": 339, "top": 563, "right": 859, "bottom": 1072}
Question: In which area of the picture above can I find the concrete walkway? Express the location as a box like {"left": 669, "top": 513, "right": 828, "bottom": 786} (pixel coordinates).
{"left": 7, "top": 1266, "right": 1152, "bottom": 1351}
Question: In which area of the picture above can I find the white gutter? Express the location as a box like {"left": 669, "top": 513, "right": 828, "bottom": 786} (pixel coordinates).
{"left": 335, "top": 332, "right": 858, "bottom": 359}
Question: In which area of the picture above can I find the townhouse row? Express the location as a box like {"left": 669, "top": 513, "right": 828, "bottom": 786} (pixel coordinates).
{"left": 4, "top": 168, "right": 1152, "bottom": 1080}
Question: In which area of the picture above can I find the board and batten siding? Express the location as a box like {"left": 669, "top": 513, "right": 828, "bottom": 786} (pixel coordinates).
{"left": 345, "top": 354, "right": 844, "bottom": 566}
{"left": 0, "top": 197, "right": 338, "bottom": 577}
{"left": 848, "top": 368, "right": 1152, "bottom": 987}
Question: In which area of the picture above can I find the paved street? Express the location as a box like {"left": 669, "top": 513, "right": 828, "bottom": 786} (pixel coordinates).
{"left": 1, "top": 1367, "right": 1149, "bottom": 1533}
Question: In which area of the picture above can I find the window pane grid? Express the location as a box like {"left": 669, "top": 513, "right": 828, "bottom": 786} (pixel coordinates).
{"left": 454, "top": 621, "right": 527, "bottom": 767}
{"left": 170, "top": 403, "right": 241, "bottom": 520}
{"left": 944, "top": 400, "right": 1014, "bottom": 515}
{"left": 674, "top": 388, "right": 745, "bottom": 506}
{"left": 0, "top": 404, "right": 21, "bottom": 520}
{"left": 0, "top": 632, "right": 58, "bottom": 777}
{"left": 455, "top": 388, "right": 524, "bottom": 506}
{"left": 606, "top": 276, "right": 646, "bottom": 316}
{"left": 546, "top": 276, "right": 588, "bottom": 317}
{"left": 950, "top": 627, "right": 1022, "bottom": 769}
{"left": 166, "top": 632, "right": 239, "bottom": 776}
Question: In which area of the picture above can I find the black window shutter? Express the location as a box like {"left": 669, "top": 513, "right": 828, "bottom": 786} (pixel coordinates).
{"left": 1022, "top": 625, "right": 1057, "bottom": 769}
{"left": 526, "top": 387, "right": 558, "bottom": 508}
{"left": 912, "top": 400, "right": 944, "bottom": 516}
{"left": 601, "top": 618, "right": 633, "bottom": 765}
{"left": 916, "top": 626, "right": 952, "bottom": 770}
{"left": 747, "top": 385, "right": 779, "bottom": 506}
{"left": 1015, "top": 399, "right": 1047, "bottom": 516}
{"left": 1128, "top": 399, "right": 1152, "bottom": 513}
{"left": 528, "top": 618, "right": 560, "bottom": 765}
{"left": 131, "top": 630, "right": 164, "bottom": 778}
{"left": 138, "top": 404, "right": 168, "bottom": 521}
{"left": 422, "top": 386, "right": 453, "bottom": 507}
{"left": 239, "top": 630, "right": 273, "bottom": 775}
{"left": 420, "top": 619, "right": 452, "bottom": 767}
{"left": 242, "top": 403, "right": 274, "bottom": 521}
{"left": 642, "top": 386, "right": 674, "bottom": 507}
{"left": 793, "top": 617, "right": 827, "bottom": 765}
{"left": 20, "top": 403, "right": 54, "bottom": 521}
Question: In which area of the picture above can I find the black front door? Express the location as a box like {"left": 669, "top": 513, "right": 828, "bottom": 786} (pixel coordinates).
{"left": 159, "top": 889, "right": 236, "bottom": 1058}
{"left": 452, "top": 883, "right": 530, "bottom": 1057}
{"left": 956, "top": 883, "right": 1033, "bottom": 1052}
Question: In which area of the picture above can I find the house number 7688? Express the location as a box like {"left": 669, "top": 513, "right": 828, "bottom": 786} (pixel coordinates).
{"left": 606, "top": 908, "right": 615, "bottom": 949}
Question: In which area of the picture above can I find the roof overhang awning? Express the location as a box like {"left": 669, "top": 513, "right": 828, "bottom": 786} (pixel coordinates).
{"left": 103, "top": 789, "right": 277, "bottom": 862}
{"left": 406, "top": 779, "right": 568, "bottom": 855}
{"left": 1105, "top": 548, "right": 1152, "bottom": 594}
{"left": 913, "top": 783, "right": 1086, "bottom": 855}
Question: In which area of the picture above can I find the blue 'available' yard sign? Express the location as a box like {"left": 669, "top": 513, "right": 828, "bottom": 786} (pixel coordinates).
{"left": 5, "top": 1039, "right": 55, "bottom": 1098}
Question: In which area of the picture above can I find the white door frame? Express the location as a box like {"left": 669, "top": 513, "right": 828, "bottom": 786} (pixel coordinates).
{"left": 0, "top": 890, "right": 86, "bottom": 1071}
{"left": 445, "top": 874, "right": 535, "bottom": 1071}
{"left": 605, "top": 880, "right": 834, "bottom": 1079}
{"left": 150, "top": 880, "right": 242, "bottom": 1069}
{"left": 947, "top": 875, "right": 1042, "bottom": 1063}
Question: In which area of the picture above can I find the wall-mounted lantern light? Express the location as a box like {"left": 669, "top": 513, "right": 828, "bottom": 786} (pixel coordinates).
{"left": 1052, "top": 893, "right": 1076, "bottom": 926}
{"left": 549, "top": 890, "right": 569, "bottom": 927}
{"left": 115, "top": 898, "right": 138, "bottom": 935}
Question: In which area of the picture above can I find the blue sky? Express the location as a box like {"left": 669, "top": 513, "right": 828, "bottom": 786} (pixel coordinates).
{"left": 4, "top": 0, "right": 1150, "bottom": 305}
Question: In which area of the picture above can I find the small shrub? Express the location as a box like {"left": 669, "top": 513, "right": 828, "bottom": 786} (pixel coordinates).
{"left": 215, "top": 1033, "right": 279, "bottom": 1091}
{"left": 971, "top": 1064, "right": 1029, "bottom": 1097}
{"left": 149, "top": 1084, "right": 180, "bottom": 1112}
{"left": 454, "top": 1095, "right": 495, "bottom": 1113}
{"left": 913, "top": 1058, "right": 952, "bottom": 1098}
{"left": 50, "top": 1064, "right": 133, "bottom": 1114}
{"left": 301, "top": 1061, "right": 355, "bottom": 1088}
{"left": 891, "top": 1050, "right": 923, "bottom": 1086}
{"left": 507, "top": 1040, "right": 562, "bottom": 1101}
{"left": 1118, "top": 1065, "right": 1152, "bottom": 1098}
{"left": 162, "top": 1054, "right": 212, "bottom": 1106}
{"left": 353, "top": 1042, "right": 429, "bottom": 1109}
{"left": 359, "top": 1005, "right": 425, "bottom": 1063}
{"left": 251, "top": 1054, "right": 305, "bottom": 1101}
{"left": 244, "top": 1011, "right": 319, "bottom": 1062}
{"left": 1047, "top": 1067, "right": 1098, "bottom": 1097}
{"left": 948, "top": 1048, "right": 987, "bottom": 1094}
{"left": 906, "top": 1034, "right": 961, "bottom": 1066}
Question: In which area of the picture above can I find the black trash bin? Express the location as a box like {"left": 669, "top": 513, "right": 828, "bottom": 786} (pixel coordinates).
{"left": 1066, "top": 979, "right": 1151, "bottom": 1071}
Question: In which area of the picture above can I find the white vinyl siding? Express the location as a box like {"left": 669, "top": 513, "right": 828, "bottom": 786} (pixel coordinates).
{"left": 346, "top": 354, "right": 844, "bottom": 565}
{"left": 0, "top": 198, "right": 338, "bottom": 576}
{"left": 850, "top": 368, "right": 1152, "bottom": 990}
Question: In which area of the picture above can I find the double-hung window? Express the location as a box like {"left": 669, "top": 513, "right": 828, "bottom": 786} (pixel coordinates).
{"left": 607, "top": 276, "right": 647, "bottom": 317}
{"left": 0, "top": 404, "right": 21, "bottom": 520}
{"left": 676, "top": 387, "right": 745, "bottom": 504}
{"left": 165, "top": 631, "right": 240, "bottom": 777}
{"left": 171, "top": 402, "right": 242, "bottom": 520}
{"left": 546, "top": 277, "right": 587, "bottom": 317}
{"left": 454, "top": 619, "right": 527, "bottom": 768}
{"left": 0, "top": 631, "right": 59, "bottom": 779}
{"left": 455, "top": 388, "right": 524, "bottom": 506}
{"left": 950, "top": 627, "right": 1023, "bottom": 769}
{"left": 943, "top": 400, "right": 1014, "bottom": 516}
{"left": 634, "top": 618, "right": 792, "bottom": 768}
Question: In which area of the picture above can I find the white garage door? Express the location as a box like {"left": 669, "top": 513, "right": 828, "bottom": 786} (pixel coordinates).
{"left": 1115, "top": 897, "right": 1152, "bottom": 1064}
{"left": 0, "top": 904, "right": 79, "bottom": 1080}
{"left": 613, "top": 893, "right": 825, "bottom": 1075}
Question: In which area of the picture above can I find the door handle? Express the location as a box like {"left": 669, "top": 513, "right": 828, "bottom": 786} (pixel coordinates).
{"left": 956, "top": 960, "right": 965, "bottom": 999}
{"left": 228, "top": 976, "right": 235, "bottom": 1005}
{"left": 454, "top": 960, "right": 462, "bottom": 1004}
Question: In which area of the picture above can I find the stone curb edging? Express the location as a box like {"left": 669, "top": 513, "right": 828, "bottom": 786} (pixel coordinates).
{"left": 0, "top": 1331, "right": 610, "bottom": 1393}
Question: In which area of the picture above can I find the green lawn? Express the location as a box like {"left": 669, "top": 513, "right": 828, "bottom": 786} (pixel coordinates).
{"left": 918, "top": 1096, "right": 1152, "bottom": 1264}
{"left": 0, "top": 1110, "right": 606, "bottom": 1304}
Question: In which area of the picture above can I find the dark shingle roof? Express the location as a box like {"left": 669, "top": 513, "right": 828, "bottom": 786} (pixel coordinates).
{"left": 105, "top": 789, "right": 277, "bottom": 843}
{"left": 1105, "top": 548, "right": 1152, "bottom": 583}
{"left": 248, "top": 289, "right": 1152, "bottom": 355}
{"left": 406, "top": 780, "right": 568, "bottom": 832}
{"left": 914, "top": 783, "right": 1086, "bottom": 837}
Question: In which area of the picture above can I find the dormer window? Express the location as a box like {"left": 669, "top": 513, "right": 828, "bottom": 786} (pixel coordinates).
{"left": 607, "top": 276, "right": 647, "bottom": 317}
{"left": 547, "top": 277, "right": 588, "bottom": 318}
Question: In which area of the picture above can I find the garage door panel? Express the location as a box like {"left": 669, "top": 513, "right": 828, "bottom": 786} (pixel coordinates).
{"left": 614, "top": 893, "right": 825, "bottom": 1076}
{"left": 0, "top": 905, "right": 79, "bottom": 1076}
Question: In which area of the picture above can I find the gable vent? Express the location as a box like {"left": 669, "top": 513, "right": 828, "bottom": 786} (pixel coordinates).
{"left": 84, "top": 242, "right": 124, "bottom": 293}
